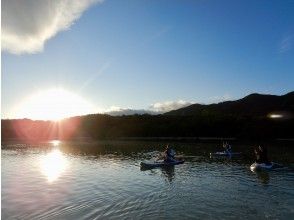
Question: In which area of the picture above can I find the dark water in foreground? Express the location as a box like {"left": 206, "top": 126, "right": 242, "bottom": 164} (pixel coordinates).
{"left": 2, "top": 141, "right": 294, "bottom": 220}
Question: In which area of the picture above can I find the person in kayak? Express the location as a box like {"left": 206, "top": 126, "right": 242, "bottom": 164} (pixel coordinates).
{"left": 164, "top": 145, "right": 176, "bottom": 163}
{"left": 223, "top": 142, "right": 232, "bottom": 154}
{"left": 254, "top": 146, "right": 270, "bottom": 164}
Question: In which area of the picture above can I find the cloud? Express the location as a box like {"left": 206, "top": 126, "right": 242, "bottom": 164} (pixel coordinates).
{"left": 149, "top": 100, "right": 193, "bottom": 113}
{"left": 2, "top": 0, "right": 103, "bottom": 54}
{"left": 104, "top": 107, "right": 158, "bottom": 116}
{"left": 278, "top": 34, "right": 293, "bottom": 53}
{"left": 102, "top": 100, "right": 194, "bottom": 116}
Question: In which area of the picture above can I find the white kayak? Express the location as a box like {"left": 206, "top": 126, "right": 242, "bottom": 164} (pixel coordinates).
{"left": 250, "top": 162, "right": 274, "bottom": 171}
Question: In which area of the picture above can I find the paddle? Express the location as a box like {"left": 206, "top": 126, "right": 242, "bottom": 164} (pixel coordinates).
{"left": 175, "top": 155, "right": 198, "bottom": 159}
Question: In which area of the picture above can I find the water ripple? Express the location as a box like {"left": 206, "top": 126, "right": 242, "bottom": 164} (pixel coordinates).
{"left": 2, "top": 142, "right": 294, "bottom": 219}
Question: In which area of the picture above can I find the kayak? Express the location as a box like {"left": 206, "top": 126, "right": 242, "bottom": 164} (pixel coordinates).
{"left": 140, "top": 160, "right": 184, "bottom": 169}
{"left": 210, "top": 152, "right": 242, "bottom": 157}
{"left": 250, "top": 162, "right": 274, "bottom": 171}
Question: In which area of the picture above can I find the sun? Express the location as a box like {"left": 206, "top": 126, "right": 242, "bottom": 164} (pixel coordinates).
{"left": 14, "top": 88, "right": 97, "bottom": 121}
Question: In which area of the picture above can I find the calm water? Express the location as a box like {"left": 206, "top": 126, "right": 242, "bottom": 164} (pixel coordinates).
{"left": 2, "top": 140, "right": 294, "bottom": 220}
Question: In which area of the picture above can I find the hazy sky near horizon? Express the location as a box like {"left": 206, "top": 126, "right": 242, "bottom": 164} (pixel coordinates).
{"left": 2, "top": 0, "right": 294, "bottom": 119}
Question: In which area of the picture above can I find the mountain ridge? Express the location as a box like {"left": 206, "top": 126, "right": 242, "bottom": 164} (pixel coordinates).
{"left": 2, "top": 91, "right": 293, "bottom": 141}
{"left": 164, "top": 91, "right": 294, "bottom": 117}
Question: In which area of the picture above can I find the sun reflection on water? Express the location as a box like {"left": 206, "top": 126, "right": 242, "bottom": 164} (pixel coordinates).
{"left": 51, "top": 140, "right": 60, "bottom": 146}
{"left": 40, "top": 149, "right": 68, "bottom": 183}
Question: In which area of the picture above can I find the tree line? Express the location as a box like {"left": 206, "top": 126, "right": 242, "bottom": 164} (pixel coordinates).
{"left": 1, "top": 113, "right": 293, "bottom": 141}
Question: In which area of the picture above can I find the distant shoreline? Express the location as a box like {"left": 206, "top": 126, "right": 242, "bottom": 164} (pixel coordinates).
{"left": 116, "top": 137, "right": 236, "bottom": 141}
{"left": 2, "top": 137, "right": 294, "bottom": 144}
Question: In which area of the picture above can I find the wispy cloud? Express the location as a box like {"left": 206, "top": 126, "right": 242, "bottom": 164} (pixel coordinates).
{"left": 2, "top": 0, "right": 103, "bottom": 54}
{"left": 278, "top": 34, "right": 293, "bottom": 54}
{"left": 149, "top": 100, "right": 193, "bottom": 112}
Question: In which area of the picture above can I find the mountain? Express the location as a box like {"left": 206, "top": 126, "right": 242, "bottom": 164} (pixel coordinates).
{"left": 164, "top": 92, "right": 294, "bottom": 118}
{"left": 2, "top": 92, "right": 294, "bottom": 141}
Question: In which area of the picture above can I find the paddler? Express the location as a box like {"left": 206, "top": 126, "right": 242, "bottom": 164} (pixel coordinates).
{"left": 164, "top": 145, "right": 176, "bottom": 163}
{"left": 223, "top": 142, "right": 232, "bottom": 154}
{"left": 254, "top": 145, "right": 270, "bottom": 164}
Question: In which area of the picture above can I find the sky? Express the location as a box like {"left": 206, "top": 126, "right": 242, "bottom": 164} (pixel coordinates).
{"left": 2, "top": 0, "right": 294, "bottom": 120}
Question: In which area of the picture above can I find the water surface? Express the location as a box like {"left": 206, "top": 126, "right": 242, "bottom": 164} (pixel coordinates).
{"left": 2, "top": 141, "right": 294, "bottom": 219}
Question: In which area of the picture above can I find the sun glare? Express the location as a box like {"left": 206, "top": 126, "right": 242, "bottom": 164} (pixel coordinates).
{"left": 14, "top": 88, "right": 96, "bottom": 121}
{"left": 51, "top": 140, "right": 61, "bottom": 146}
{"left": 40, "top": 149, "right": 68, "bottom": 183}
{"left": 269, "top": 114, "right": 283, "bottom": 118}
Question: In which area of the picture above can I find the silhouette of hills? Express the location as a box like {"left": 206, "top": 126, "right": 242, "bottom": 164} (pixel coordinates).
{"left": 165, "top": 92, "right": 294, "bottom": 118}
{"left": 2, "top": 92, "right": 293, "bottom": 141}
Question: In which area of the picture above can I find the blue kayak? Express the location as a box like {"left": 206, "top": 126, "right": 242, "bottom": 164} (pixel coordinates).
{"left": 140, "top": 160, "right": 184, "bottom": 169}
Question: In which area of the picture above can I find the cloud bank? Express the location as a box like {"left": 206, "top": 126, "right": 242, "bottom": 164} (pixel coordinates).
{"left": 104, "top": 108, "right": 158, "bottom": 116}
{"left": 102, "top": 100, "right": 194, "bottom": 116}
{"left": 2, "top": 0, "right": 103, "bottom": 54}
{"left": 149, "top": 100, "right": 193, "bottom": 112}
